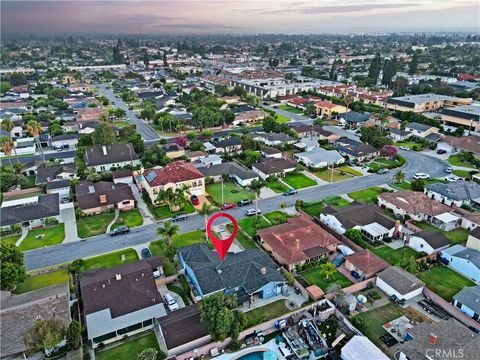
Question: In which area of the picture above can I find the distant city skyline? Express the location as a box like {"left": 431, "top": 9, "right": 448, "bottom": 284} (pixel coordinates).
{"left": 1, "top": 0, "right": 479, "bottom": 35}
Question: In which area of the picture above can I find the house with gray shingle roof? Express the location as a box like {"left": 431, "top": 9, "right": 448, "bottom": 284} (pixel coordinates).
{"left": 178, "top": 244, "right": 286, "bottom": 305}
{"left": 293, "top": 147, "right": 345, "bottom": 169}
{"left": 376, "top": 266, "right": 424, "bottom": 300}
{"left": 441, "top": 245, "right": 480, "bottom": 282}
{"left": 425, "top": 180, "right": 480, "bottom": 207}
{"left": 452, "top": 286, "right": 480, "bottom": 322}
{"left": 197, "top": 161, "right": 258, "bottom": 187}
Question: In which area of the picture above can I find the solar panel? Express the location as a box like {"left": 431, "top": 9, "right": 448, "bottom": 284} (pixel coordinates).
{"left": 145, "top": 172, "right": 158, "bottom": 183}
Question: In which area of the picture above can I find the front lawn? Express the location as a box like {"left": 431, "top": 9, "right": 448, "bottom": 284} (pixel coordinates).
{"left": 266, "top": 180, "right": 289, "bottom": 193}
{"left": 82, "top": 248, "right": 139, "bottom": 271}
{"left": 238, "top": 216, "right": 271, "bottom": 237}
{"left": 149, "top": 240, "right": 177, "bottom": 276}
{"left": 417, "top": 266, "right": 475, "bottom": 301}
{"left": 19, "top": 224, "right": 65, "bottom": 251}
{"left": 21, "top": 175, "right": 37, "bottom": 189}
{"left": 448, "top": 154, "right": 477, "bottom": 169}
{"left": 453, "top": 169, "right": 476, "bottom": 178}
{"left": 314, "top": 169, "right": 352, "bottom": 182}
{"left": 368, "top": 157, "right": 403, "bottom": 172}
{"left": 13, "top": 269, "right": 70, "bottom": 294}
{"left": 275, "top": 113, "right": 290, "bottom": 123}
{"left": 77, "top": 212, "right": 116, "bottom": 238}
{"left": 371, "top": 246, "right": 420, "bottom": 266}
{"left": 323, "top": 196, "right": 350, "bottom": 208}
{"left": 301, "top": 267, "right": 353, "bottom": 290}
{"left": 299, "top": 201, "right": 324, "bottom": 218}
{"left": 148, "top": 201, "right": 196, "bottom": 220}
{"left": 412, "top": 221, "right": 468, "bottom": 245}
{"left": 172, "top": 230, "right": 208, "bottom": 248}
{"left": 112, "top": 209, "right": 143, "bottom": 229}
{"left": 337, "top": 166, "right": 363, "bottom": 177}
{"left": 95, "top": 331, "right": 160, "bottom": 360}
{"left": 278, "top": 104, "right": 304, "bottom": 114}
{"left": 1, "top": 233, "right": 20, "bottom": 246}
{"left": 206, "top": 182, "right": 254, "bottom": 205}
{"left": 245, "top": 300, "right": 291, "bottom": 328}
{"left": 283, "top": 173, "right": 317, "bottom": 189}
{"left": 348, "top": 187, "right": 389, "bottom": 204}
{"left": 264, "top": 211, "right": 289, "bottom": 225}
{"left": 395, "top": 141, "right": 425, "bottom": 151}
{"left": 228, "top": 225, "right": 257, "bottom": 249}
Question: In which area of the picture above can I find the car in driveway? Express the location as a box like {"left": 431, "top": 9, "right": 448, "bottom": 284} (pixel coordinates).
{"left": 445, "top": 166, "right": 453, "bottom": 173}
{"left": 172, "top": 213, "right": 187, "bottom": 222}
{"left": 283, "top": 189, "right": 298, "bottom": 196}
{"left": 377, "top": 168, "right": 389, "bottom": 174}
{"left": 109, "top": 225, "right": 130, "bottom": 236}
{"left": 398, "top": 146, "right": 410, "bottom": 151}
{"left": 436, "top": 149, "right": 447, "bottom": 155}
{"left": 446, "top": 175, "right": 460, "bottom": 182}
{"left": 163, "top": 293, "right": 179, "bottom": 311}
{"left": 237, "top": 199, "right": 253, "bottom": 207}
{"left": 332, "top": 254, "right": 345, "bottom": 267}
{"left": 220, "top": 202, "right": 236, "bottom": 210}
{"left": 141, "top": 248, "right": 152, "bottom": 259}
{"left": 245, "top": 208, "right": 261, "bottom": 216}
{"left": 190, "top": 195, "right": 200, "bottom": 205}
{"left": 413, "top": 172, "right": 430, "bottom": 180}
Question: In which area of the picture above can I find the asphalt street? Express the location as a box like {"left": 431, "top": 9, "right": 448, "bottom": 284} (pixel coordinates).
{"left": 23, "top": 149, "right": 448, "bottom": 271}
{"left": 0, "top": 150, "right": 77, "bottom": 166}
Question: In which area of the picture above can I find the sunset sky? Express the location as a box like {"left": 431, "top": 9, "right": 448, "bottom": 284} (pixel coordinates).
{"left": 1, "top": 0, "right": 478, "bottom": 35}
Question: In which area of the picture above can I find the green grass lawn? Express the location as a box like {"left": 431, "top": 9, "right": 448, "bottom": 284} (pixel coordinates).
{"left": 417, "top": 266, "right": 475, "bottom": 301}
{"left": 172, "top": 230, "right": 209, "bottom": 248}
{"left": 228, "top": 224, "right": 258, "bottom": 249}
{"left": 13, "top": 269, "right": 70, "bottom": 294}
{"left": 391, "top": 178, "right": 448, "bottom": 191}
{"left": 266, "top": 180, "right": 289, "bottom": 193}
{"left": 278, "top": 104, "right": 304, "bottom": 114}
{"left": 412, "top": 221, "right": 468, "bottom": 245}
{"left": 264, "top": 211, "right": 289, "bottom": 225}
{"left": 5, "top": 191, "right": 45, "bottom": 201}
{"left": 21, "top": 175, "right": 37, "bottom": 189}
{"left": 300, "top": 201, "right": 324, "bottom": 218}
{"left": 19, "top": 224, "right": 65, "bottom": 251}
{"left": 348, "top": 187, "right": 389, "bottom": 204}
{"left": 453, "top": 169, "right": 476, "bottom": 178}
{"left": 1, "top": 233, "right": 20, "bottom": 245}
{"left": 301, "top": 267, "right": 353, "bottom": 290}
{"left": 112, "top": 209, "right": 143, "bottom": 229}
{"left": 314, "top": 169, "right": 352, "bottom": 182}
{"left": 275, "top": 113, "right": 290, "bottom": 123}
{"left": 448, "top": 154, "right": 478, "bottom": 169}
{"left": 113, "top": 120, "right": 131, "bottom": 128}
{"left": 395, "top": 141, "right": 425, "bottom": 151}
{"left": 77, "top": 212, "right": 116, "bottom": 238}
{"left": 369, "top": 157, "right": 402, "bottom": 172}
{"left": 283, "top": 173, "right": 317, "bottom": 189}
{"left": 149, "top": 240, "right": 177, "bottom": 276}
{"left": 82, "top": 248, "right": 139, "bottom": 272}
{"left": 95, "top": 331, "right": 160, "bottom": 360}
{"left": 245, "top": 300, "right": 291, "bottom": 328}
{"left": 238, "top": 216, "right": 271, "bottom": 237}
{"left": 337, "top": 166, "right": 363, "bottom": 177}
{"left": 206, "top": 182, "right": 254, "bottom": 205}
{"left": 148, "top": 201, "right": 196, "bottom": 220}
{"left": 371, "top": 246, "right": 420, "bottom": 266}
{"left": 323, "top": 196, "right": 350, "bottom": 207}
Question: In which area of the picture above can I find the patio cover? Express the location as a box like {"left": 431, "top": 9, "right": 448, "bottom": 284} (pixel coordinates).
{"left": 362, "top": 222, "right": 389, "bottom": 238}
{"left": 306, "top": 285, "right": 324, "bottom": 300}
{"left": 434, "top": 212, "right": 459, "bottom": 224}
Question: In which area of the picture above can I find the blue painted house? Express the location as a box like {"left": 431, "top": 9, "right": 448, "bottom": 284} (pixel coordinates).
{"left": 178, "top": 243, "right": 287, "bottom": 305}
{"left": 452, "top": 286, "right": 480, "bottom": 322}
{"left": 441, "top": 245, "right": 480, "bottom": 282}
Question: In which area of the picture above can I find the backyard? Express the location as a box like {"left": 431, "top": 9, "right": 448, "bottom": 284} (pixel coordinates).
{"left": 112, "top": 209, "right": 144, "bottom": 229}
{"left": 14, "top": 269, "right": 70, "bottom": 294}
{"left": 77, "top": 212, "right": 116, "bottom": 238}
{"left": 417, "top": 266, "right": 475, "bottom": 301}
{"left": 206, "top": 182, "right": 255, "bottom": 205}
{"left": 283, "top": 173, "right": 317, "bottom": 189}
{"left": 301, "top": 267, "right": 353, "bottom": 290}
{"left": 412, "top": 221, "right": 468, "bottom": 245}
{"left": 371, "top": 246, "right": 420, "bottom": 267}
{"left": 245, "top": 300, "right": 291, "bottom": 328}
{"left": 19, "top": 224, "right": 65, "bottom": 251}
{"left": 82, "top": 248, "right": 139, "bottom": 272}
{"left": 95, "top": 331, "right": 160, "bottom": 360}
{"left": 347, "top": 187, "right": 389, "bottom": 204}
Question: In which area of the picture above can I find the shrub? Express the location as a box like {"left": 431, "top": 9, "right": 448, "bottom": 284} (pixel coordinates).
{"left": 284, "top": 271, "right": 295, "bottom": 286}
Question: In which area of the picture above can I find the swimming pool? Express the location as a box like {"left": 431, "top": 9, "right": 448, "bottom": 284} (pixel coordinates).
{"left": 237, "top": 350, "right": 277, "bottom": 360}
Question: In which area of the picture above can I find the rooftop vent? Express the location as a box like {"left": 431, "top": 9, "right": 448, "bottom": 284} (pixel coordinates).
{"left": 428, "top": 333, "right": 438, "bottom": 345}
{"left": 102, "top": 145, "right": 107, "bottom": 155}
{"left": 260, "top": 267, "right": 267, "bottom": 275}
{"left": 115, "top": 273, "right": 122, "bottom": 281}
{"left": 99, "top": 194, "right": 107, "bottom": 204}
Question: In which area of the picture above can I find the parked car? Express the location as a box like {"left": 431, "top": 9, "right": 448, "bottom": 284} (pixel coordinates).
{"left": 221, "top": 202, "right": 236, "bottom": 210}
{"left": 245, "top": 208, "right": 261, "bottom": 216}
{"left": 337, "top": 244, "right": 355, "bottom": 255}
{"left": 283, "top": 189, "right": 298, "bottom": 196}
{"left": 413, "top": 172, "right": 430, "bottom": 179}
{"left": 109, "top": 225, "right": 130, "bottom": 236}
{"left": 436, "top": 149, "right": 447, "bottom": 154}
{"left": 377, "top": 168, "right": 388, "bottom": 174}
{"left": 332, "top": 254, "right": 345, "bottom": 267}
{"left": 190, "top": 195, "right": 200, "bottom": 205}
{"left": 390, "top": 294, "right": 406, "bottom": 305}
{"left": 294, "top": 286, "right": 302, "bottom": 295}
{"left": 445, "top": 166, "right": 453, "bottom": 173}
{"left": 141, "top": 248, "right": 152, "bottom": 259}
{"left": 237, "top": 199, "right": 253, "bottom": 207}
{"left": 163, "top": 293, "right": 179, "bottom": 311}
{"left": 54, "top": 145, "right": 63, "bottom": 151}
{"left": 398, "top": 146, "right": 409, "bottom": 151}
{"left": 446, "top": 175, "right": 460, "bottom": 182}
{"left": 172, "top": 213, "right": 188, "bottom": 222}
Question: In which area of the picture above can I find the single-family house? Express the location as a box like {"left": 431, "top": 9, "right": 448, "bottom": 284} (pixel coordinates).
{"left": 467, "top": 226, "right": 480, "bottom": 251}
{"left": 342, "top": 336, "right": 389, "bottom": 360}
{"left": 211, "top": 137, "right": 242, "bottom": 154}
{"left": 293, "top": 147, "right": 344, "bottom": 169}
{"left": 35, "top": 163, "right": 77, "bottom": 184}
{"left": 74, "top": 108, "right": 104, "bottom": 122}
{"left": 441, "top": 245, "right": 480, "bottom": 282}
{"left": 289, "top": 123, "right": 338, "bottom": 142}
{"left": 80, "top": 259, "right": 166, "bottom": 348}
{"left": 461, "top": 213, "right": 480, "bottom": 232}
{"left": 261, "top": 147, "right": 282, "bottom": 159}
{"left": 344, "top": 250, "right": 389, "bottom": 280}
{"left": 75, "top": 181, "right": 135, "bottom": 215}
{"left": 407, "top": 230, "right": 451, "bottom": 255}
{"left": 314, "top": 100, "right": 348, "bottom": 118}
{"left": 112, "top": 170, "right": 133, "bottom": 184}
{"left": 84, "top": 144, "right": 140, "bottom": 172}
{"left": 232, "top": 110, "right": 267, "bottom": 126}
{"left": 252, "top": 157, "right": 297, "bottom": 180}
{"left": 186, "top": 150, "right": 207, "bottom": 162}
{"left": 335, "top": 137, "right": 379, "bottom": 162}
{"left": 51, "top": 133, "right": 79, "bottom": 150}
{"left": 320, "top": 203, "right": 399, "bottom": 243}
{"left": 336, "top": 111, "right": 371, "bottom": 128}
{"left": 452, "top": 286, "right": 480, "bottom": 322}
{"left": 197, "top": 154, "right": 222, "bottom": 167}
{"left": 389, "top": 128, "right": 412, "bottom": 141}
{"left": 376, "top": 266, "right": 425, "bottom": 300}
{"left": 437, "top": 135, "right": 480, "bottom": 155}
{"left": 140, "top": 161, "right": 205, "bottom": 204}
{"left": 178, "top": 243, "right": 286, "bottom": 304}
{"left": 257, "top": 215, "right": 339, "bottom": 271}
{"left": 252, "top": 132, "right": 296, "bottom": 146}
{"left": 198, "top": 162, "right": 258, "bottom": 187}
{"left": 425, "top": 180, "right": 480, "bottom": 208}
{"left": 163, "top": 144, "right": 185, "bottom": 159}
{"left": 46, "top": 179, "right": 71, "bottom": 200}
{"left": 405, "top": 122, "right": 440, "bottom": 141}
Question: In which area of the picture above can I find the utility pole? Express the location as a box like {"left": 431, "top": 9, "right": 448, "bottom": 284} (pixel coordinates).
{"left": 221, "top": 176, "right": 224, "bottom": 205}
{"left": 330, "top": 162, "right": 334, "bottom": 183}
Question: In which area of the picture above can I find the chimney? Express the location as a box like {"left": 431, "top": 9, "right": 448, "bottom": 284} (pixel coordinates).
{"left": 115, "top": 273, "right": 122, "bottom": 281}
{"left": 394, "top": 220, "right": 401, "bottom": 239}
{"left": 260, "top": 267, "right": 267, "bottom": 275}
{"left": 295, "top": 239, "right": 300, "bottom": 249}
{"left": 428, "top": 333, "right": 438, "bottom": 345}
{"left": 102, "top": 145, "right": 107, "bottom": 155}
{"left": 99, "top": 194, "right": 107, "bottom": 204}
{"left": 47, "top": 177, "right": 51, "bottom": 183}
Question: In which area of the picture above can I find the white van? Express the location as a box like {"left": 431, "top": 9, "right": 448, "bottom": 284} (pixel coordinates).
{"left": 163, "top": 292, "right": 179, "bottom": 311}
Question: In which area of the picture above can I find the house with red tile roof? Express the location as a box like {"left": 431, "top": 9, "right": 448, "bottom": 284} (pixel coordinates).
{"left": 140, "top": 161, "right": 205, "bottom": 204}
{"left": 257, "top": 215, "right": 339, "bottom": 271}
{"left": 344, "top": 249, "right": 389, "bottom": 279}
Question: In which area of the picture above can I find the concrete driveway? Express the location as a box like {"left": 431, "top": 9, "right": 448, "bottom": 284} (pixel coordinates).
{"left": 60, "top": 205, "right": 80, "bottom": 243}
{"left": 157, "top": 283, "right": 186, "bottom": 310}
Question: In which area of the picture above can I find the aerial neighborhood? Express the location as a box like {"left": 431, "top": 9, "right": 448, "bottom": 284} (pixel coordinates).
{"left": 1, "top": 26, "right": 480, "bottom": 360}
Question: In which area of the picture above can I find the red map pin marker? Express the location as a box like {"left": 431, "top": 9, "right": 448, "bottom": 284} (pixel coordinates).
{"left": 207, "top": 212, "right": 238, "bottom": 261}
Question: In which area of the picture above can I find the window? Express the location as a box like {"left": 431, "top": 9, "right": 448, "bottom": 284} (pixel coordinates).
{"left": 455, "top": 301, "right": 462, "bottom": 309}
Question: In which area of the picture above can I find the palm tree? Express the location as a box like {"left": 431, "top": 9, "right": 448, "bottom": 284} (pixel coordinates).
{"left": 198, "top": 202, "right": 214, "bottom": 242}
{"left": 343, "top": 94, "right": 353, "bottom": 125}
{"left": 400, "top": 119, "right": 409, "bottom": 137}
{"left": 26, "top": 120, "right": 45, "bottom": 163}
{"left": 0, "top": 136, "right": 14, "bottom": 166}
{"left": 156, "top": 220, "right": 180, "bottom": 246}
{"left": 156, "top": 188, "right": 177, "bottom": 211}
{"left": 394, "top": 170, "right": 405, "bottom": 184}
{"left": 1, "top": 119, "right": 18, "bottom": 161}
{"left": 249, "top": 179, "right": 265, "bottom": 220}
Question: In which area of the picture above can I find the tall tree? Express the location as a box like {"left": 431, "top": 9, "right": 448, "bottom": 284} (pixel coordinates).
{"left": 91, "top": 123, "right": 116, "bottom": 145}
{"left": 112, "top": 44, "right": 123, "bottom": 64}
{"left": 66, "top": 320, "right": 81, "bottom": 350}
{"left": 249, "top": 179, "right": 265, "bottom": 219}
{"left": 367, "top": 53, "right": 382, "bottom": 84}
{"left": 1, "top": 242, "right": 27, "bottom": 290}
{"left": 156, "top": 220, "right": 180, "bottom": 246}
{"left": 409, "top": 53, "right": 419, "bottom": 75}
{"left": 24, "top": 319, "right": 66, "bottom": 355}
{"left": 0, "top": 136, "right": 14, "bottom": 166}
{"left": 198, "top": 203, "right": 214, "bottom": 242}
{"left": 381, "top": 58, "right": 397, "bottom": 88}
{"left": 1, "top": 119, "right": 18, "bottom": 160}
{"left": 26, "top": 120, "right": 45, "bottom": 163}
